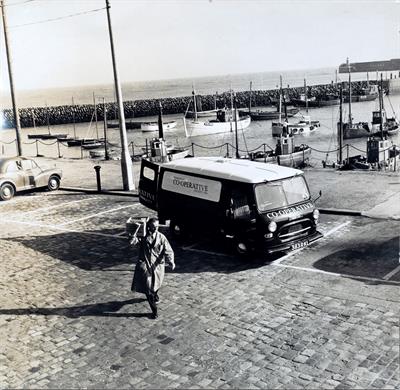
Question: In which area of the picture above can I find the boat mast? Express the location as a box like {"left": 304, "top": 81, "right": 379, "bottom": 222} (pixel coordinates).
{"left": 379, "top": 74, "right": 384, "bottom": 140}
{"left": 249, "top": 81, "right": 252, "bottom": 113}
{"left": 93, "top": 92, "right": 99, "bottom": 139}
{"left": 46, "top": 102, "right": 50, "bottom": 134}
{"left": 338, "top": 85, "right": 343, "bottom": 165}
{"left": 304, "top": 78, "right": 308, "bottom": 114}
{"left": 158, "top": 101, "right": 164, "bottom": 139}
{"left": 72, "top": 97, "right": 77, "bottom": 139}
{"left": 347, "top": 58, "right": 352, "bottom": 126}
{"left": 192, "top": 86, "right": 198, "bottom": 121}
{"left": 234, "top": 94, "right": 240, "bottom": 159}
{"left": 279, "top": 75, "right": 282, "bottom": 123}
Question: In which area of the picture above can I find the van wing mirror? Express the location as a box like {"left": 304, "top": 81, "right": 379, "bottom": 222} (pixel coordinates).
{"left": 313, "top": 190, "right": 322, "bottom": 202}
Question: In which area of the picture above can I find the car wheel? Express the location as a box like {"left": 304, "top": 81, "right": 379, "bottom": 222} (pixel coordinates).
{"left": 48, "top": 175, "right": 60, "bottom": 191}
{"left": 0, "top": 183, "right": 15, "bottom": 201}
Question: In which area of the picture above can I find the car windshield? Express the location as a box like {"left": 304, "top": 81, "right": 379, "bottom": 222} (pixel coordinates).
{"left": 255, "top": 176, "right": 310, "bottom": 212}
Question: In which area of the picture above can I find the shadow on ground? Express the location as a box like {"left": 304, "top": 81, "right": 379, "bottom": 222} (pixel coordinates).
{"left": 313, "top": 236, "right": 399, "bottom": 283}
{"left": 0, "top": 298, "right": 150, "bottom": 318}
{"left": 10, "top": 228, "right": 275, "bottom": 273}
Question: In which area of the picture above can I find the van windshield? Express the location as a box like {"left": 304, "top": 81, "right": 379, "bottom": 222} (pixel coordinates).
{"left": 254, "top": 176, "right": 310, "bottom": 212}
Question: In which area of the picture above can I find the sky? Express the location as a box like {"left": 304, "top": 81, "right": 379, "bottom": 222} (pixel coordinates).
{"left": 0, "top": 0, "right": 399, "bottom": 91}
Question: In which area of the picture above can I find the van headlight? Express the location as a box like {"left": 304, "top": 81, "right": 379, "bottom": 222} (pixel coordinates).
{"left": 313, "top": 209, "right": 320, "bottom": 221}
{"left": 268, "top": 221, "right": 277, "bottom": 232}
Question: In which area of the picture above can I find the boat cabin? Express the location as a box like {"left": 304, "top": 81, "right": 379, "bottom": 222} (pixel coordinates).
{"left": 367, "top": 138, "right": 391, "bottom": 163}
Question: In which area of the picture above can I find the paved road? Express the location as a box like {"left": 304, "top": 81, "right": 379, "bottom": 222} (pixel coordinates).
{"left": 0, "top": 191, "right": 399, "bottom": 389}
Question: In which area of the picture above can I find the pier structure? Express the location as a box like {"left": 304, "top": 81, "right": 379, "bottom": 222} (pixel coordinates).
{"left": 338, "top": 58, "right": 400, "bottom": 94}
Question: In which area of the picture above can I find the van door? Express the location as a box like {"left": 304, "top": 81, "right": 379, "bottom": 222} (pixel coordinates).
{"left": 138, "top": 159, "right": 159, "bottom": 211}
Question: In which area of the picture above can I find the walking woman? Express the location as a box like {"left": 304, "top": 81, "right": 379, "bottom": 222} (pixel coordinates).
{"left": 130, "top": 217, "right": 175, "bottom": 319}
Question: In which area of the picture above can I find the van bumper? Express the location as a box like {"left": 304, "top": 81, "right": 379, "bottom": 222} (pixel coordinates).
{"left": 265, "top": 230, "right": 323, "bottom": 254}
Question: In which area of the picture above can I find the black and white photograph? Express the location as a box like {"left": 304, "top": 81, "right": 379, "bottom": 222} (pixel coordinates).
{"left": 0, "top": 0, "right": 399, "bottom": 388}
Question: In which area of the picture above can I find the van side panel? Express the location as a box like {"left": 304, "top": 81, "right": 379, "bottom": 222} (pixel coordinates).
{"left": 158, "top": 169, "right": 224, "bottom": 230}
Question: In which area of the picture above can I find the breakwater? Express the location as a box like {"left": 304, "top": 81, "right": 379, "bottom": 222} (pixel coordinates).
{"left": 1, "top": 80, "right": 385, "bottom": 129}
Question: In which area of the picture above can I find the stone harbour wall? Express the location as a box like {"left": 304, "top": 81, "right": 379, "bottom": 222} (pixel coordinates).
{"left": 1, "top": 80, "right": 385, "bottom": 129}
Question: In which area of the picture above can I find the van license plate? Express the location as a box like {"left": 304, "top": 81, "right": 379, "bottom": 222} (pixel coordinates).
{"left": 291, "top": 240, "right": 308, "bottom": 250}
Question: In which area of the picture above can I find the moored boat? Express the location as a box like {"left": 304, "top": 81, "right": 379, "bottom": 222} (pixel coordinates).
{"left": 28, "top": 133, "right": 68, "bottom": 140}
{"left": 184, "top": 108, "right": 251, "bottom": 137}
{"left": 239, "top": 107, "right": 299, "bottom": 120}
{"left": 247, "top": 134, "right": 311, "bottom": 168}
{"left": 292, "top": 93, "right": 340, "bottom": 107}
{"left": 141, "top": 120, "right": 177, "bottom": 132}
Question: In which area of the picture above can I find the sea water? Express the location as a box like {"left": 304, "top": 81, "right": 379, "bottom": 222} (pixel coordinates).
{"left": 0, "top": 66, "right": 399, "bottom": 166}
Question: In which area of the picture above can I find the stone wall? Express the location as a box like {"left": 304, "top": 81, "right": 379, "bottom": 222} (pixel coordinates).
{"left": 1, "top": 80, "right": 385, "bottom": 128}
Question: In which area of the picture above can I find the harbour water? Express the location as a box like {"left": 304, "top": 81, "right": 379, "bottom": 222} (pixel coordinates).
{"left": 0, "top": 66, "right": 399, "bottom": 167}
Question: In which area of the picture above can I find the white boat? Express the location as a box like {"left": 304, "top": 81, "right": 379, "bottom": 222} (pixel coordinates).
{"left": 141, "top": 120, "right": 177, "bottom": 132}
{"left": 272, "top": 79, "right": 319, "bottom": 136}
{"left": 183, "top": 109, "right": 251, "bottom": 137}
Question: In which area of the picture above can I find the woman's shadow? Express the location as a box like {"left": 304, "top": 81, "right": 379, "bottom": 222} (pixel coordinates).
{"left": 0, "top": 298, "right": 151, "bottom": 318}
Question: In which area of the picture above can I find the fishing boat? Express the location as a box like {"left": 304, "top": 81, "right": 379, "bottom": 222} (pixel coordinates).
{"left": 27, "top": 133, "right": 68, "bottom": 140}
{"left": 239, "top": 107, "right": 299, "bottom": 120}
{"left": 185, "top": 109, "right": 218, "bottom": 118}
{"left": 341, "top": 59, "right": 370, "bottom": 140}
{"left": 81, "top": 141, "right": 105, "bottom": 150}
{"left": 140, "top": 102, "right": 190, "bottom": 162}
{"left": 248, "top": 135, "right": 311, "bottom": 168}
{"left": 141, "top": 120, "right": 177, "bottom": 132}
{"left": 370, "top": 79, "right": 399, "bottom": 137}
{"left": 238, "top": 81, "right": 299, "bottom": 120}
{"left": 67, "top": 138, "right": 104, "bottom": 147}
{"left": 184, "top": 108, "right": 250, "bottom": 137}
{"left": 344, "top": 84, "right": 378, "bottom": 103}
{"left": 292, "top": 93, "right": 340, "bottom": 107}
{"left": 185, "top": 90, "right": 219, "bottom": 118}
{"left": 272, "top": 79, "right": 320, "bottom": 137}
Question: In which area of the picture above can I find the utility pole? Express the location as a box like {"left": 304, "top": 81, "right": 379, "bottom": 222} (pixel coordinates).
{"left": 105, "top": 0, "right": 134, "bottom": 190}
{"left": 1, "top": 0, "right": 22, "bottom": 155}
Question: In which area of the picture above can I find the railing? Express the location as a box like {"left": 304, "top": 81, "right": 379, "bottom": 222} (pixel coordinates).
{"left": 0, "top": 138, "right": 398, "bottom": 171}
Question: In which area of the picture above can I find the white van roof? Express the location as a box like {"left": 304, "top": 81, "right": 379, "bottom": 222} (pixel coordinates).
{"left": 162, "top": 157, "right": 302, "bottom": 183}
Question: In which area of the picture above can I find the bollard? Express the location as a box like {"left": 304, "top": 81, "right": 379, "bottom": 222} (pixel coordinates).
{"left": 94, "top": 165, "right": 102, "bottom": 193}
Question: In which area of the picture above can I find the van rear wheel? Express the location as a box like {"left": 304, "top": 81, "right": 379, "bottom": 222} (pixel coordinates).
{"left": 233, "top": 237, "right": 251, "bottom": 258}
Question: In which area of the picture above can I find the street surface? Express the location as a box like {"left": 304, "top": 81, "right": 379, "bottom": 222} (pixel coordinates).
{"left": 0, "top": 190, "right": 399, "bottom": 388}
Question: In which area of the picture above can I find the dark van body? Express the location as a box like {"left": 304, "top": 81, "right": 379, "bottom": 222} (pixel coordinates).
{"left": 139, "top": 157, "right": 322, "bottom": 255}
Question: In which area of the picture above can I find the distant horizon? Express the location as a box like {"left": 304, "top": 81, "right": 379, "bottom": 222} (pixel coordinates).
{"left": 0, "top": 63, "right": 360, "bottom": 94}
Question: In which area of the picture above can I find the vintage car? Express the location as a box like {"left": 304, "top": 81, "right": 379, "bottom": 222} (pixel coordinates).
{"left": 0, "top": 157, "right": 62, "bottom": 201}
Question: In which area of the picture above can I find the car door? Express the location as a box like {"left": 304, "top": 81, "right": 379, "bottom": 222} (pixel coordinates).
{"left": 20, "top": 159, "right": 36, "bottom": 188}
{"left": 5, "top": 160, "right": 26, "bottom": 190}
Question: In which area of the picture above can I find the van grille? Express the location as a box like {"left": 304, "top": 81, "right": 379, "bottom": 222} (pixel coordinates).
{"left": 278, "top": 218, "right": 312, "bottom": 242}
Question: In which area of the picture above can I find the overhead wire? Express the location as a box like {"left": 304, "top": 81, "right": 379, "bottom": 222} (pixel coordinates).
{"left": 9, "top": 6, "right": 106, "bottom": 28}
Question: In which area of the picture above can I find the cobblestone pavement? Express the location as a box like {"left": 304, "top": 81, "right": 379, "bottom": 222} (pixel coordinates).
{"left": 0, "top": 191, "right": 399, "bottom": 389}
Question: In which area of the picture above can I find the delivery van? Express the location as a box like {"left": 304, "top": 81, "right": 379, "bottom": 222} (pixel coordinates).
{"left": 138, "top": 157, "right": 322, "bottom": 256}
